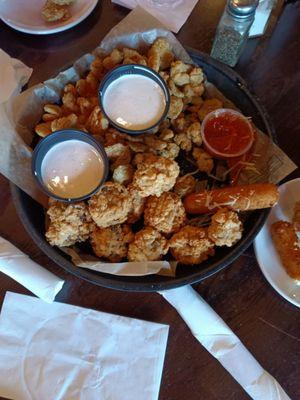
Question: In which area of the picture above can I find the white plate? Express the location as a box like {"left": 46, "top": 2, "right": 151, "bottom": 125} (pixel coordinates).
{"left": 254, "top": 178, "right": 300, "bottom": 308}
{"left": 0, "top": 0, "right": 98, "bottom": 35}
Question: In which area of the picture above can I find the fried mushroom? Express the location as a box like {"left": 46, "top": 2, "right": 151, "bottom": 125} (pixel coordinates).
{"left": 90, "top": 224, "right": 134, "bottom": 262}
{"left": 126, "top": 185, "right": 146, "bottom": 224}
{"left": 88, "top": 182, "right": 131, "bottom": 228}
{"left": 169, "top": 225, "right": 215, "bottom": 265}
{"left": 174, "top": 175, "right": 196, "bottom": 198}
{"left": 144, "top": 192, "right": 186, "bottom": 235}
{"left": 208, "top": 208, "right": 243, "bottom": 247}
{"left": 46, "top": 200, "right": 92, "bottom": 247}
{"left": 128, "top": 227, "right": 169, "bottom": 262}
{"left": 192, "top": 147, "right": 213, "bottom": 173}
{"left": 132, "top": 153, "right": 180, "bottom": 197}
{"left": 112, "top": 164, "right": 134, "bottom": 185}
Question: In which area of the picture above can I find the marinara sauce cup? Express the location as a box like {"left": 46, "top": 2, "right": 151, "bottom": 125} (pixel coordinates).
{"left": 201, "top": 108, "right": 254, "bottom": 159}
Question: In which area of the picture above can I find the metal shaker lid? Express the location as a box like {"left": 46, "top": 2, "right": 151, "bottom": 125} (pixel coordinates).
{"left": 227, "top": 0, "right": 258, "bottom": 19}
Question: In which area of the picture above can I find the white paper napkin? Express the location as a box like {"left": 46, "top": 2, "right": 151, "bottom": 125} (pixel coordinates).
{"left": 112, "top": 0, "right": 199, "bottom": 33}
{"left": 0, "top": 49, "right": 32, "bottom": 104}
{"left": 0, "top": 237, "right": 64, "bottom": 303}
{"left": 160, "top": 285, "right": 291, "bottom": 400}
{"left": 0, "top": 292, "right": 169, "bottom": 400}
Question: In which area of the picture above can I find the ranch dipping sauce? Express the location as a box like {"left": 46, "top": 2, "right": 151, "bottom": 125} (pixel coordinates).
{"left": 103, "top": 74, "right": 166, "bottom": 131}
{"left": 41, "top": 139, "right": 105, "bottom": 199}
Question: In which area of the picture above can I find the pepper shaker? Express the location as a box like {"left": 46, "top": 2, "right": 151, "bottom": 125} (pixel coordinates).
{"left": 211, "top": 0, "right": 259, "bottom": 67}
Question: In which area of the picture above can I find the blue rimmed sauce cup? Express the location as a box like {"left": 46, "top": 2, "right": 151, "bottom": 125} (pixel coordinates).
{"left": 99, "top": 64, "right": 170, "bottom": 135}
{"left": 32, "top": 129, "right": 109, "bottom": 203}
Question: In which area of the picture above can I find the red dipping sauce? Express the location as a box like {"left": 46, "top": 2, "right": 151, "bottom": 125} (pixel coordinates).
{"left": 201, "top": 108, "right": 254, "bottom": 159}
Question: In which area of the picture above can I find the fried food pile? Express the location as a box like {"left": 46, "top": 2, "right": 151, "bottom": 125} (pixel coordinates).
{"left": 42, "top": 0, "right": 76, "bottom": 23}
{"left": 271, "top": 201, "right": 300, "bottom": 280}
{"left": 38, "top": 38, "right": 248, "bottom": 266}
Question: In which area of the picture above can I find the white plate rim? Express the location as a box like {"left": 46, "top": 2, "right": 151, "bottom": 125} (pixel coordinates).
{"left": 0, "top": 0, "right": 98, "bottom": 35}
{"left": 254, "top": 177, "right": 300, "bottom": 308}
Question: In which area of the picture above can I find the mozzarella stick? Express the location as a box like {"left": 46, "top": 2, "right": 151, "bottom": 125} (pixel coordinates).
{"left": 271, "top": 221, "right": 300, "bottom": 280}
{"left": 183, "top": 183, "right": 279, "bottom": 214}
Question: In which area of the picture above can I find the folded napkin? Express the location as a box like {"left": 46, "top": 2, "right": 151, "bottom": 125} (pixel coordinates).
{"left": 0, "top": 292, "right": 169, "bottom": 400}
{"left": 0, "top": 237, "right": 64, "bottom": 303}
{"left": 161, "top": 285, "right": 291, "bottom": 400}
{"left": 112, "top": 0, "right": 199, "bottom": 33}
{"left": 0, "top": 49, "right": 32, "bottom": 104}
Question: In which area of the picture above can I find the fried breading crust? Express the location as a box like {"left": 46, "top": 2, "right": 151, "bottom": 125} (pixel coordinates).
{"left": 271, "top": 221, "right": 300, "bottom": 280}
{"left": 42, "top": 0, "right": 70, "bottom": 22}
{"left": 132, "top": 153, "right": 179, "bottom": 197}
{"left": 169, "top": 225, "right": 215, "bottom": 265}
{"left": 128, "top": 227, "right": 169, "bottom": 262}
{"left": 90, "top": 224, "right": 134, "bottom": 262}
{"left": 144, "top": 192, "right": 186, "bottom": 235}
{"left": 293, "top": 201, "right": 300, "bottom": 231}
{"left": 46, "top": 200, "right": 92, "bottom": 247}
{"left": 173, "top": 175, "right": 196, "bottom": 198}
{"left": 88, "top": 182, "right": 131, "bottom": 228}
{"left": 208, "top": 208, "right": 242, "bottom": 247}
{"left": 127, "top": 185, "right": 146, "bottom": 224}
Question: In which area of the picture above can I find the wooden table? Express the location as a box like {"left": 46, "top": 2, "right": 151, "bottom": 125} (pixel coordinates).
{"left": 0, "top": 1, "right": 299, "bottom": 399}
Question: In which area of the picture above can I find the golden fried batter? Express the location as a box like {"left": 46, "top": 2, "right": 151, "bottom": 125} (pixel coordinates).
{"left": 35, "top": 122, "right": 52, "bottom": 137}
{"left": 174, "top": 175, "right": 196, "bottom": 198}
{"left": 168, "top": 96, "right": 184, "bottom": 120}
{"left": 144, "top": 134, "right": 179, "bottom": 159}
{"left": 105, "top": 143, "right": 132, "bottom": 170}
{"left": 271, "top": 221, "right": 300, "bottom": 280}
{"left": 88, "top": 182, "right": 131, "bottom": 228}
{"left": 51, "top": 113, "right": 77, "bottom": 132}
{"left": 132, "top": 153, "right": 180, "bottom": 197}
{"left": 148, "top": 38, "right": 174, "bottom": 71}
{"left": 192, "top": 147, "right": 214, "bottom": 173}
{"left": 128, "top": 227, "right": 169, "bottom": 262}
{"left": 187, "top": 122, "right": 202, "bottom": 146}
{"left": 42, "top": 0, "right": 70, "bottom": 22}
{"left": 174, "top": 132, "right": 192, "bottom": 151}
{"left": 293, "top": 201, "right": 300, "bottom": 231}
{"left": 123, "top": 48, "right": 147, "bottom": 66}
{"left": 86, "top": 106, "right": 109, "bottom": 135}
{"left": 144, "top": 192, "right": 186, "bottom": 235}
{"left": 112, "top": 164, "right": 134, "bottom": 186}
{"left": 103, "top": 49, "right": 124, "bottom": 70}
{"left": 169, "top": 225, "right": 215, "bottom": 265}
{"left": 208, "top": 208, "right": 242, "bottom": 247}
{"left": 46, "top": 200, "right": 92, "bottom": 247}
{"left": 159, "top": 128, "right": 174, "bottom": 141}
{"left": 198, "top": 98, "right": 223, "bottom": 121}
{"left": 127, "top": 185, "right": 146, "bottom": 224}
{"left": 91, "top": 224, "right": 134, "bottom": 262}
{"left": 189, "top": 67, "right": 204, "bottom": 87}
{"left": 158, "top": 142, "right": 180, "bottom": 159}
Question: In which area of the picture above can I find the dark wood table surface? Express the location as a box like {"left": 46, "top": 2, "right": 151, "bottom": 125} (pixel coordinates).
{"left": 0, "top": 1, "right": 299, "bottom": 399}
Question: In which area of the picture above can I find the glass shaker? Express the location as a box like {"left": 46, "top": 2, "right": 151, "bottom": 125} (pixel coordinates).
{"left": 211, "top": 0, "right": 259, "bottom": 67}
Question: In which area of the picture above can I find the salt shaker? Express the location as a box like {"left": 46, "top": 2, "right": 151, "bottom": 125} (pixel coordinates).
{"left": 211, "top": 0, "right": 259, "bottom": 67}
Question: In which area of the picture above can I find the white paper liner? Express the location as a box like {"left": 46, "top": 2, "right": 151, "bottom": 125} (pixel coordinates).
{"left": 0, "top": 7, "right": 297, "bottom": 277}
{"left": 0, "top": 237, "right": 64, "bottom": 303}
{"left": 160, "top": 285, "right": 291, "bottom": 400}
{"left": 0, "top": 48, "right": 32, "bottom": 104}
{"left": 62, "top": 247, "right": 177, "bottom": 276}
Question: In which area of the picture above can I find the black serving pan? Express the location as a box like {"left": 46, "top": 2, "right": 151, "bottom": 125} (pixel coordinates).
{"left": 11, "top": 48, "right": 275, "bottom": 292}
